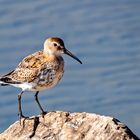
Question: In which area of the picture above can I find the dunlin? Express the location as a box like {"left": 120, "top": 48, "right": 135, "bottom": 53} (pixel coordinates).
{"left": 0, "top": 37, "right": 82, "bottom": 121}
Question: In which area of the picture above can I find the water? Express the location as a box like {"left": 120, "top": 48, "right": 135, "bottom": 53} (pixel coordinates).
{"left": 0, "top": 0, "right": 140, "bottom": 137}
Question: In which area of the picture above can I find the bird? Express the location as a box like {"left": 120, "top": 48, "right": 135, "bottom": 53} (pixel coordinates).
{"left": 0, "top": 37, "right": 82, "bottom": 122}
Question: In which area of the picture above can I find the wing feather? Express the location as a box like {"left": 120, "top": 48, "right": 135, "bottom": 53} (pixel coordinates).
{"left": 0, "top": 50, "right": 61, "bottom": 84}
{"left": 0, "top": 51, "right": 48, "bottom": 83}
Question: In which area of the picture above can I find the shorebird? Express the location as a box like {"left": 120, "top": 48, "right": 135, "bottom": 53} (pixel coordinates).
{"left": 0, "top": 37, "right": 82, "bottom": 121}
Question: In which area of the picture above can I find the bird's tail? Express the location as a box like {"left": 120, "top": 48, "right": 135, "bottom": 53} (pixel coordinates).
{"left": 1, "top": 83, "right": 9, "bottom": 86}
{"left": 0, "top": 70, "right": 22, "bottom": 86}
{"left": 0, "top": 75, "right": 21, "bottom": 86}
{"left": 0, "top": 77, "right": 9, "bottom": 86}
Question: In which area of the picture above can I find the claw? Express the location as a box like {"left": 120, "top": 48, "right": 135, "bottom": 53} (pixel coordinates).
{"left": 18, "top": 113, "right": 29, "bottom": 125}
{"left": 41, "top": 111, "right": 47, "bottom": 118}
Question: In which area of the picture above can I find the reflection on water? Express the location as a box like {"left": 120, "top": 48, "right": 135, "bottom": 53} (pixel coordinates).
{"left": 0, "top": 0, "right": 140, "bottom": 137}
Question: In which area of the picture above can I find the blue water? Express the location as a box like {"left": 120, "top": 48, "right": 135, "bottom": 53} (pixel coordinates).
{"left": 0, "top": 0, "right": 140, "bottom": 137}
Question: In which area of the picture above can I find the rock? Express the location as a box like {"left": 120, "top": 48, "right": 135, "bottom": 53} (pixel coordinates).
{"left": 0, "top": 111, "right": 139, "bottom": 140}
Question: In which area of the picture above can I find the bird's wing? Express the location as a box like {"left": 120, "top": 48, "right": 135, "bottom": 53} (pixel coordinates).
{"left": 18, "top": 50, "right": 46, "bottom": 69}
{"left": 0, "top": 51, "right": 50, "bottom": 83}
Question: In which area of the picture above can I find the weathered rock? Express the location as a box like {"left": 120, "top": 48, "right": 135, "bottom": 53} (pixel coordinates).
{"left": 0, "top": 111, "right": 139, "bottom": 140}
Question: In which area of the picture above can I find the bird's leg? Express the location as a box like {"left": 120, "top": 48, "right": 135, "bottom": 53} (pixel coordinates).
{"left": 18, "top": 91, "right": 28, "bottom": 123}
{"left": 34, "top": 91, "right": 47, "bottom": 117}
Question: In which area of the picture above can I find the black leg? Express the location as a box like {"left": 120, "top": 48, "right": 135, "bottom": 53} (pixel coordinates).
{"left": 18, "top": 91, "right": 28, "bottom": 123}
{"left": 34, "top": 91, "right": 46, "bottom": 116}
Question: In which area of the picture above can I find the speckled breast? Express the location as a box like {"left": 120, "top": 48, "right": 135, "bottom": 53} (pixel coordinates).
{"left": 32, "top": 56, "right": 64, "bottom": 91}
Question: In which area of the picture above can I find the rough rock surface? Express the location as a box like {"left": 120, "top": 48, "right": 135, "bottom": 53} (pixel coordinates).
{"left": 0, "top": 111, "right": 139, "bottom": 140}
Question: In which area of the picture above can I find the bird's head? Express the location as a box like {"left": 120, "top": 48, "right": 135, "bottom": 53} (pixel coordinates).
{"left": 44, "top": 37, "right": 82, "bottom": 64}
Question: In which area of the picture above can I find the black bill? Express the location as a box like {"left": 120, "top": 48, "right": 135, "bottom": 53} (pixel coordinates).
{"left": 64, "top": 49, "right": 82, "bottom": 64}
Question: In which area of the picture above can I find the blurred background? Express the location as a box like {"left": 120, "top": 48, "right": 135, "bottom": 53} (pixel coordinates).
{"left": 0, "top": 0, "right": 140, "bottom": 137}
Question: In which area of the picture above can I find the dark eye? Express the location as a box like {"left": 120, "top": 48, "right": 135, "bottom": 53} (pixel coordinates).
{"left": 53, "top": 43, "right": 57, "bottom": 46}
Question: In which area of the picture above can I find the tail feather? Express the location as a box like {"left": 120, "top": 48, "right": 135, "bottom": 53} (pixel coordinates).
{"left": 1, "top": 83, "right": 9, "bottom": 86}
{"left": 0, "top": 78, "right": 9, "bottom": 86}
{"left": 0, "top": 77, "right": 12, "bottom": 83}
{"left": 0, "top": 77, "right": 8, "bottom": 86}
{"left": 0, "top": 70, "right": 21, "bottom": 85}
{"left": 0, "top": 76, "right": 21, "bottom": 85}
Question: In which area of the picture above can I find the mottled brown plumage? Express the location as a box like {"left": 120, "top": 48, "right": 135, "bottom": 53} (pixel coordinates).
{"left": 5, "top": 50, "right": 64, "bottom": 91}
{"left": 0, "top": 37, "right": 82, "bottom": 120}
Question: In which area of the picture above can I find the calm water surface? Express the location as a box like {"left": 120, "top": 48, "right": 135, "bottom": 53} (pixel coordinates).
{"left": 0, "top": 0, "right": 140, "bottom": 137}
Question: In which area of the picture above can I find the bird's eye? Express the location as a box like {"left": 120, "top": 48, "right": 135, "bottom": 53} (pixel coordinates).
{"left": 53, "top": 43, "right": 57, "bottom": 47}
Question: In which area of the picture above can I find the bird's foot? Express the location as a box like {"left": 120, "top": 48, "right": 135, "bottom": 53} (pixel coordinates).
{"left": 18, "top": 113, "right": 30, "bottom": 125}
{"left": 41, "top": 111, "right": 47, "bottom": 118}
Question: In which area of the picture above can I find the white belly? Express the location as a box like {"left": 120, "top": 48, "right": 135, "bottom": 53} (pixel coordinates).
{"left": 11, "top": 82, "right": 35, "bottom": 91}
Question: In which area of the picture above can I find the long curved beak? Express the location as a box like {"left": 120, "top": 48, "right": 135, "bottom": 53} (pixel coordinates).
{"left": 64, "top": 49, "right": 82, "bottom": 64}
